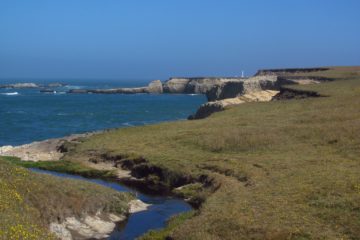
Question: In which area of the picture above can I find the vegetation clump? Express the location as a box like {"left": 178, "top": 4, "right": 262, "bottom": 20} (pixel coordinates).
{"left": 0, "top": 157, "right": 133, "bottom": 239}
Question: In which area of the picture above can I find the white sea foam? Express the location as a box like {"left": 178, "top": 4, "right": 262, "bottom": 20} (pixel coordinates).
{"left": 1, "top": 92, "right": 19, "bottom": 96}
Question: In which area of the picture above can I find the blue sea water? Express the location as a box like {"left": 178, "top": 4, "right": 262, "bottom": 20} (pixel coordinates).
{"left": 0, "top": 80, "right": 206, "bottom": 146}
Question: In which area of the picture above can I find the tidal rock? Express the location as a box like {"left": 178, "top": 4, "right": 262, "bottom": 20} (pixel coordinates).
{"left": 147, "top": 80, "right": 163, "bottom": 93}
{"left": 68, "top": 87, "right": 148, "bottom": 94}
{"left": 47, "top": 82, "right": 67, "bottom": 87}
{"left": 90, "top": 87, "right": 148, "bottom": 94}
{"left": 0, "top": 83, "right": 39, "bottom": 89}
{"left": 68, "top": 89, "right": 89, "bottom": 94}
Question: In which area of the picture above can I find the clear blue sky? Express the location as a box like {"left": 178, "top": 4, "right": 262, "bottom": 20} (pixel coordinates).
{"left": 0, "top": 0, "right": 359, "bottom": 80}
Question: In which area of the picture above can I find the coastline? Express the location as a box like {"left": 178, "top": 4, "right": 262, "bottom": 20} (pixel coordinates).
{"left": 2, "top": 67, "right": 360, "bottom": 239}
{"left": 0, "top": 132, "right": 99, "bottom": 161}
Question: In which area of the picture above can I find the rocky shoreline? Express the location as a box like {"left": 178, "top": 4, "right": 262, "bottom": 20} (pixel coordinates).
{"left": 0, "top": 132, "right": 98, "bottom": 161}
{"left": 0, "top": 82, "right": 67, "bottom": 89}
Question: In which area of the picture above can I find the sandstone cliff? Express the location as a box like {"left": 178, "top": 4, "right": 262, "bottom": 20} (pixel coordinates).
{"left": 147, "top": 80, "right": 163, "bottom": 93}
{"left": 162, "top": 77, "right": 244, "bottom": 94}
{"left": 205, "top": 75, "right": 290, "bottom": 101}
{"left": 68, "top": 77, "right": 245, "bottom": 95}
{"left": 189, "top": 90, "right": 278, "bottom": 119}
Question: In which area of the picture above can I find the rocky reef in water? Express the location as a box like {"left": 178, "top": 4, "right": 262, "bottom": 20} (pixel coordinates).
{"left": 67, "top": 78, "right": 247, "bottom": 95}
{"left": 0, "top": 82, "right": 67, "bottom": 89}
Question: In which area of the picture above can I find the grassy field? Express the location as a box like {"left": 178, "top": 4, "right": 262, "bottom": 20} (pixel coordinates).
{"left": 0, "top": 156, "right": 133, "bottom": 240}
{"left": 60, "top": 66, "right": 360, "bottom": 239}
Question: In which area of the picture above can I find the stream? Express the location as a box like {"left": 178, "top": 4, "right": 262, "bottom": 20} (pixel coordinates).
{"left": 30, "top": 168, "right": 192, "bottom": 240}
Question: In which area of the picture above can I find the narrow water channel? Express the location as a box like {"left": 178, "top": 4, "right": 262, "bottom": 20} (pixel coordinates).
{"left": 30, "top": 168, "right": 192, "bottom": 240}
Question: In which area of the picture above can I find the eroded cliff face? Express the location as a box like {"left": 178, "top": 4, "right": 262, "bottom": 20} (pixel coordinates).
{"left": 147, "top": 80, "right": 163, "bottom": 93}
{"left": 205, "top": 76, "right": 286, "bottom": 101}
{"left": 162, "top": 77, "right": 245, "bottom": 94}
{"left": 189, "top": 90, "right": 279, "bottom": 119}
{"left": 162, "top": 78, "right": 190, "bottom": 93}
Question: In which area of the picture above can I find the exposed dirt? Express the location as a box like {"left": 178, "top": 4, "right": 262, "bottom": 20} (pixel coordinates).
{"left": 272, "top": 87, "right": 323, "bottom": 100}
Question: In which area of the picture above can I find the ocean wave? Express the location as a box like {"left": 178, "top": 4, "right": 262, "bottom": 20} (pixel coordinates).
{"left": 1, "top": 92, "right": 19, "bottom": 96}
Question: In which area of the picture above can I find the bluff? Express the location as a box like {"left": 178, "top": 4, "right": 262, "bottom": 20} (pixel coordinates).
{"left": 205, "top": 75, "right": 289, "bottom": 101}
{"left": 162, "top": 77, "right": 245, "bottom": 94}
{"left": 189, "top": 67, "right": 335, "bottom": 119}
{"left": 68, "top": 78, "right": 245, "bottom": 95}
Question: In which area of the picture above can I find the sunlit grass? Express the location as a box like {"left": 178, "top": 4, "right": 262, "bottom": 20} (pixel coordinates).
{"left": 61, "top": 67, "right": 360, "bottom": 239}
{"left": 0, "top": 157, "right": 133, "bottom": 239}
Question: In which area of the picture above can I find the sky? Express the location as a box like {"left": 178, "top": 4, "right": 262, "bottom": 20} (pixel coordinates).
{"left": 0, "top": 0, "right": 359, "bottom": 80}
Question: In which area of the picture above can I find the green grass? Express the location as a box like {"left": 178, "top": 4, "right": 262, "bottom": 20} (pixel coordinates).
{"left": 0, "top": 157, "right": 133, "bottom": 240}
{"left": 61, "top": 67, "right": 360, "bottom": 240}
{"left": 139, "top": 211, "right": 196, "bottom": 240}
{"left": 1, "top": 156, "right": 116, "bottom": 178}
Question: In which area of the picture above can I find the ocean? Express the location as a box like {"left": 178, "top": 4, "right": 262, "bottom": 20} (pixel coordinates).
{"left": 0, "top": 80, "right": 206, "bottom": 146}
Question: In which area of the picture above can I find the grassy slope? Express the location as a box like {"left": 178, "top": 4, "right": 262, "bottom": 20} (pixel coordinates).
{"left": 0, "top": 157, "right": 133, "bottom": 240}
{"left": 64, "top": 67, "right": 360, "bottom": 239}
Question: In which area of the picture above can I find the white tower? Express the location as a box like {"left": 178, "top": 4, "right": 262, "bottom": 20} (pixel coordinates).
{"left": 241, "top": 70, "right": 245, "bottom": 78}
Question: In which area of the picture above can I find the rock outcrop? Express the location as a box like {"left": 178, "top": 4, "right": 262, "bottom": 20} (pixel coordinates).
{"left": 162, "top": 77, "right": 245, "bottom": 94}
{"left": 162, "top": 78, "right": 191, "bottom": 93}
{"left": 50, "top": 212, "right": 126, "bottom": 240}
{"left": 47, "top": 82, "right": 67, "bottom": 87}
{"left": 189, "top": 90, "right": 279, "bottom": 119}
{"left": 0, "top": 82, "right": 67, "bottom": 89}
{"left": 49, "top": 198, "right": 149, "bottom": 240}
{"left": 68, "top": 77, "right": 245, "bottom": 95}
{"left": 0, "top": 83, "right": 39, "bottom": 88}
{"left": 205, "top": 76, "right": 288, "bottom": 101}
{"left": 0, "top": 133, "right": 96, "bottom": 161}
{"left": 68, "top": 87, "right": 147, "bottom": 94}
{"left": 147, "top": 80, "right": 163, "bottom": 93}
